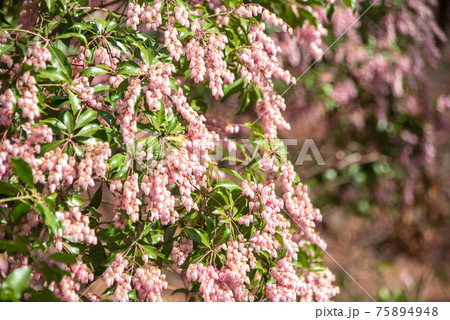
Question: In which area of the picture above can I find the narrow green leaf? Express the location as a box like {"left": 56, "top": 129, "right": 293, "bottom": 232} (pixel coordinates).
{"left": 219, "top": 168, "right": 244, "bottom": 181}
{"left": 0, "top": 266, "right": 31, "bottom": 301}
{"left": 80, "top": 67, "right": 109, "bottom": 77}
{"left": 183, "top": 228, "right": 210, "bottom": 248}
{"left": 50, "top": 46, "right": 72, "bottom": 80}
{"left": 214, "top": 180, "right": 242, "bottom": 192}
{"left": 75, "top": 123, "right": 101, "bottom": 136}
{"left": 48, "top": 252, "right": 77, "bottom": 265}
{"left": 67, "top": 195, "right": 84, "bottom": 207}
{"left": 89, "top": 184, "right": 103, "bottom": 209}
{"left": 55, "top": 33, "right": 87, "bottom": 46}
{"left": 0, "top": 43, "right": 14, "bottom": 56}
{"left": 37, "top": 68, "right": 67, "bottom": 82}
{"left": 63, "top": 111, "right": 74, "bottom": 133}
{"left": 140, "top": 245, "right": 158, "bottom": 260}
{"left": 0, "top": 181, "right": 22, "bottom": 195}
{"left": 0, "top": 238, "right": 28, "bottom": 253}
{"left": 221, "top": 78, "right": 243, "bottom": 102}
{"left": 68, "top": 91, "right": 81, "bottom": 114}
{"left": 215, "top": 224, "right": 230, "bottom": 246}
{"left": 10, "top": 201, "right": 31, "bottom": 223}
{"left": 40, "top": 140, "right": 65, "bottom": 154}
{"left": 35, "top": 202, "right": 60, "bottom": 237}
{"left": 11, "top": 157, "right": 34, "bottom": 187}
{"left": 75, "top": 109, "right": 98, "bottom": 130}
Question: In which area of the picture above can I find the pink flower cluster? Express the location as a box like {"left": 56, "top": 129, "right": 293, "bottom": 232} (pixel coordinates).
{"left": 71, "top": 262, "right": 94, "bottom": 285}
{"left": 116, "top": 79, "right": 140, "bottom": 144}
{"left": 187, "top": 263, "right": 234, "bottom": 301}
{"left": 74, "top": 142, "right": 111, "bottom": 191}
{"left": 165, "top": 23, "right": 183, "bottom": 61}
{"left": 17, "top": 72, "right": 40, "bottom": 122}
{"left": 281, "top": 162, "right": 326, "bottom": 249}
{"left": 186, "top": 238, "right": 257, "bottom": 301}
{"left": 126, "top": 1, "right": 163, "bottom": 31}
{"left": 72, "top": 76, "right": 106, "bottom": 111}
{"left": 206, "top": 34, "right": 235, "bottom": 99}
{"left": 93, "top": 47, "right": 118, "bottom": 69}
{"left": 301, "top": 269, "right": 340, "bottom": 302}
{"left": 184, "top": 39, "right": 206, "bottom": 83}
{"left": 24, "top": 43, "right": 51, "bottom": 72}
{"left": 266, "top": 258, "right": 306, "bottom": 302}
{"left": 49, "top": 276, "right": 80, "bottom": 302}
{"left": 103, "top": 253, "right": 132, "bottom": 302}
{"left": 236, "top": 4, "right": 292, "bottom": 34}
{"left": 142, "top": 62, "right": 175, "bottom": 111}
{"left": 141, "top": 170, "right": 179, "bottom": 225}
{"left": 111, "top": 173, "right": 142, "bottom": 225}
{"left": 54, "top": 206, "right": 97, "bottom": 250}
{"left": 0, "top": 88, "right": 16, "bottom": 126}
{"left": 0, "top": 123, "right": 52, "bottom": 182}
{"left": 332, "top": 79, "right": 358, "bottom": 105}
{"left": 33, "top": 148, "right": 77, "bottom": 193}
{"left": 239, "top": 39, "right": 295, "bottom": 138}
{"left": 171, "top": 238, "right": 194, "bottom": 274}
{"left": 133, "top": 266, "right": 168, "bottom": 301}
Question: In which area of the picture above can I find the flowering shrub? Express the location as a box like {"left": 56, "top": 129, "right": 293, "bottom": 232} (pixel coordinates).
{"left": 0, "top": 0, "right": 341, "bottom": 301}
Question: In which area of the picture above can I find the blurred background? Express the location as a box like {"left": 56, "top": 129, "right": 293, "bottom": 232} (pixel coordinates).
{"left": 278, "top": 0, "right": 450, "bottom": 301}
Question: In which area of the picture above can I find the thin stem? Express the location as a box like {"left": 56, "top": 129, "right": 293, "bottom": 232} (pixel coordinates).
{"left": 0, "top": 194, "right": 33, "bottom": 204}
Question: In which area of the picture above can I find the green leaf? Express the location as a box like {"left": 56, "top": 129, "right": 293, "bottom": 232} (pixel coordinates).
{"left": 214, "top": 180, "right": 242, "bottom": 192}
{"left": 136, "top": 43, "right": 154, "bottom": 66}
{"left": 75, "top": 109, "right": 98, "bottom": 130}
{"left": 40, "top": 140, "right": 64, "bottom": 154}
{"left": 63, "top": 111, "right": 74, "bottom": 133}
{"left": 108, "top": 154, "right": 126, "bottom": 170}
{"left": 97, "top": 228, "right": 127, "bottom": 243}
{"left": 221, "top": 78, "right": 243, "bottom": 102}
{"left": 0, "top": 266, "right": 31, "bottom": 301}
{"left": 68, "top": 91, "right": 81, "bottom": 114}
{"left": 38, "top": 264, "right": 70, "bottom": 285}
{"left": 11, "top": 157, "right": 34, "bottom": 187}
{"left": 0, "top": 238, "right": 28, "bottom": 253}
{"left": 219, "top": 168, "right": 244, "bottom": 181}
{"left": 205, "top": 216, "right": 215, "bottom": 238}
{"left": 55, "top": 33, "right": 87, "bottom": 46}
{"left": 89, "top": 242, "right": 106, "bottom": 268}
{"left": 0, "top": 181, "right": 22, "bottom": 195}
{"left": 141, "top": 245, "right": 159, "bottom": 260}
{"left": 117, "top": 61, "right": 141, "bottom": 76}
{"left": 94, "top": 84, "right": 110, "bottom": 93}
{"left": 37, "top": 68, "right": 67, "bottom": 82}
{"left": 26, "top": 288, "right": 60, "bottom": 302}
{"left": 80, "top": 67, "right": 109, "bottom": 77}
{"left": 67, "top": 195, "right": 84, "bottom": 207}
{"left": 48, "top": 252, "right": 77, "bottom": 265}
{"left": 183, "top": 228, "right": 210, "bottom": 248}
{"left": 50, "top": 46, "right": 72, "bottom": 80}
{"left": 343, "top": 0, "right": 357, "bottom": 10}
{"left": 45, "top": 0, "right": 56, "bottom": 11}
{"left": 215, "top": 224, "right": 230, "bottom": 246}
{"left": 274, "top": 233, "right": 287, "bottom": 262}
{"left": 35, "top": 202, "right": 60, "bottom": 237}
{"left": 0, "top": 43, "right": 14, "bottom": 56}
{"left": 75, "top": 123, "right": 101, "bottom": 136}
{"left": 99, "top": 110, "right": 115, "bottom": 126}
{"left": 89, "top": 184, "right": 103, "bottom": 209}
{"left": 10, "top": 201, "right": 31, "bottom": 223}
